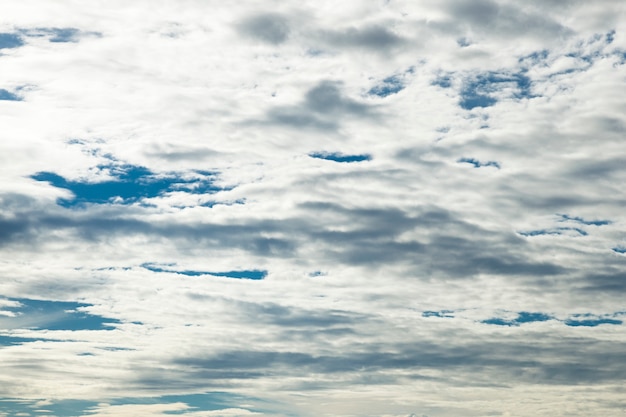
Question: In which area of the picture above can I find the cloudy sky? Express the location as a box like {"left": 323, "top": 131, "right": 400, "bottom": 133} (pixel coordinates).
{"left": 1, "top": 1, "right": 625, "bottom": 416}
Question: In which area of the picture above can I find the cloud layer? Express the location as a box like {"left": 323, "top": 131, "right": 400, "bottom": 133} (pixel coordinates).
{"left": 1, "top": 1, "right": 625, "bottom": 416}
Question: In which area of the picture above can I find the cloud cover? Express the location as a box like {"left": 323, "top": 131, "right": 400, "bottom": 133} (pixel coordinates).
{"left": 1, "top": 0, "right": 625, "bottom": 416}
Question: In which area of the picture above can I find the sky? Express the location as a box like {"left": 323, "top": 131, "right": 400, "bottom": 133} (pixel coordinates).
{"left": 0, "top": 1, "right": 625, "bottom": 416}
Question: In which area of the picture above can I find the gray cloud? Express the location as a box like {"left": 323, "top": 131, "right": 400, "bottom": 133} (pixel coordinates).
{"left": 237, "top": 13, "right": 290, "bottom": 44}
{"left": 262, "top": 80, "right": 376, "bottom": 130}
{"left": 320, "top": 24, "right": 406, "bottom": 51}
{"left": 167, "top": 333, "right": 626, "bottom": 388}
{"left": 144, "top": 145, "right": 222, "bottom": 162}
{"left": 298, "top": 201, "right": 566, "bottom": 279}
{"left": 438, "top": 0, "right": 573, "bottom": 39}
{"left": 1, "top": 188, "right": 569, "bottom": 283}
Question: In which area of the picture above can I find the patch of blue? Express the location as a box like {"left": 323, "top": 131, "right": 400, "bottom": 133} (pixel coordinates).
{"left": 142, "top": 263, "right": 202, "bottom": 276}
{"left": 309, "top": 152, "right": 371, "bottom": 163}
{"left": 432, "top": 75, "right": 452, "bottom": 88}
{"left": 606, "top": 30, "right": 615, "bottom": 44}
{"left": 134, "top": 392, "right": 249, "bottom": 411}
{"left": 0, "top": 399, "right": 98, "bottom": 417}
{"left": 142, "top": 264, "right": 267, "bottom": 280}
{"left": 368, "top": 75, "right": 405, "bottom": 97}
{"left": 457, "top": 157, "right": 500, "bottom": 169}
{"left": 564, "top": 318, "right": 622, "bottom": 327}
{"left": 519, "top": 227, "right": 587, "bottom": 237}
{"left": 515, "top": 312, "right": 551, "bottom": 323}
{"left": 104, "top": 393, "right": 272, "bottom": 416}
{"left": 211, "top": 270, "right": 267, "bottom": 280}
{"left": 47, "top": 28, "right": 80, "bottom": 42}
{"left": 518, "top": 50, "right": 549, "bottom": 66}
{"left": 460, "top": 72, "right": 534, "bottom": 110}
{"left": 0, "top": 298, "right": 120, "bottom": 331}
{"left": 0, "top": 33, "right": 24, "bottom": 49}
{"left": 460, "top": 94, "right": 497, "bottom": 110}
{"left": 97, "top": 346, "right": 135, "bottom": 351}
{"left": 31, "top": 165, "right": 223, "bottom": 207}
{"left": 558, "top": 214, "right": 611, "bottom": 226}
{"left": 482, "top": 318, "right": 513, "bottom": 326}
{"left": 422, "top": 310, "right": 454, "bottom": 318}
{"left": 612, "top": 246, "right": 626, "bottom": 254}
{"left": 0, "top": 89, "right": 21, "bottom": 101}
{"left": 519, "top": 229, "right": 560, "bottom": 237}
{"left": 0, "top": 335, "right": 60, "bottom": 346}
{"left": 483, "top": 312, "right": 553, "bottom": 327}
{"left": 457, "top": 37, "right": 470, "bottom": 47}
{"left": 567, "top": 50, "right": 597, "bottom": 65}
{"left": 19, "top": 27, "right": 94, "bottom": 43}
{"left": 200, "top": 198, "right": 246, "bottom": 208}
{"left": 0, "top": 394, "right": 279, "bottom": 417}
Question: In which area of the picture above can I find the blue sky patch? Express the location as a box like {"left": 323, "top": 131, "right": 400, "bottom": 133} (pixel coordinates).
{"left": 0, "top": 335, "right": 63, "bottom": 347}
{"left": 18, "top": 27, "right": 98, "bottom": 43}
{"left": 0, "top": 33, "right": 24, "bottom": 49}
{"left": 565, "top": 50, "right": 597, "bottom": 65}
{"left": 118, "top": 392, "right": 257, "bottom": 411}
{"left": 482, "top": 312, "right": 553, "bottom": 326}
{"left": 0, "top": 298, "right": 120, "bottom": 332}
{"left": 142, "top": 263, "right": 267, "bottom": 280}
{"left": 459, "top": 93, "right": 497, "bottom": 110}
{"left": 0, "top": 393, "right": 263, "bottom": 417}
{"left": 564, "top": 316, "right": 622, "bottom": 327}
{"left": 612, "top": 246, "right": 626, "bottom": 254}
{"left": 482, "top": 317, "right": 514, "bottom": 326}
{"left": 309, "top": 152, "right": 371, "bottom": 163}
{"left": 459, "top": 72, "right": 534, "bottom": 110}
{"left": 368, "top": 75, "right": 405, "bottom": 97}
{"left": 457, "top": 157, "right": 500, "bottom": 169}
{"left": 46, "top": 28, "right": 80, "bottom": 42}
{"left": 367, "top": 67, "right": 414, "bottom": 98}
{"left": 515, "top": 312, "right": 552, "bottom": 323}
{"left": 0, "top": 399, "right": 98, "bottom": 417}
{"left": 0, "top": 89, "right": 22, "bottom": 101}
{"left": 558, "top": 214, "right": 611, "bottom": 226}
{"left": 518, "top": 227, "right": 587, "bottom": 237}
{"left": 422, "top": 310, "right": 454, "bottom": 318}
{"left": 482, "top": 312, "right": 622, "bottom": 327}
{"left": 200, "top": 198, "right": 246, "bottom": 208}
{"left": 432, "top": 74, "right": 452, "bottom": 88}
{"left": 606, "top": 30, "right": 615, "bottom": 44}
{"left": 518, "top": 50, "right": 549, "bottom": 68}
{"left": 31, "top": 164, "right": 223, "bottom": 207}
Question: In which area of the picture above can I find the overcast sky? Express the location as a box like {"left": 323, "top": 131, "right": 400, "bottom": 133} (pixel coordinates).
{"left": 1, "top": 1, "right": 626, "bottom": 416}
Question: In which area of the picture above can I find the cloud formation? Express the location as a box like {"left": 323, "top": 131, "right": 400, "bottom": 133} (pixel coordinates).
{"left": 1, "top": 1, "right": 625, "bottom": 416}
